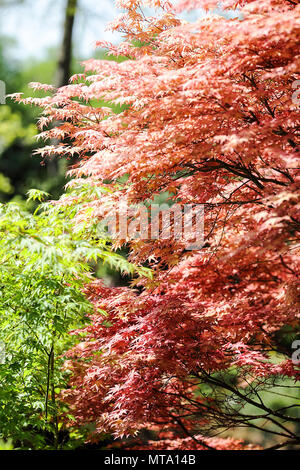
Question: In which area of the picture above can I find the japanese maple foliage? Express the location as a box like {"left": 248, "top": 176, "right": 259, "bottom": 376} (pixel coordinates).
{"left": 16, "top": 0, "right": 300, "bottom": 449}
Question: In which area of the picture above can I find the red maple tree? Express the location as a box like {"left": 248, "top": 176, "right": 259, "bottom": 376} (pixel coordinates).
{"left": 16, "top": 0, "right": 300, "bottom": 450}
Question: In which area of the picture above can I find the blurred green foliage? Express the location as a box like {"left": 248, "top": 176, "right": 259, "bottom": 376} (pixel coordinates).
{"left": 0, "top": 39, "right": 74, "bottom": 201}
{"left": 0, "top": 438, "right": 13, "bottom": 450}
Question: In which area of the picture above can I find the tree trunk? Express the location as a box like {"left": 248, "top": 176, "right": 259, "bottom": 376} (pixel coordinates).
{"left": 49, "top": 0, "right": 78, "bottom": 176}
{"left": 55, "top": 0, "right": 78, "bottom": 87}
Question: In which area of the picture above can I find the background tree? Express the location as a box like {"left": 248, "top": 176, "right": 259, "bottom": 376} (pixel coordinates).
{"left": 56, "top": 0, "right": 78, "bottom": 88}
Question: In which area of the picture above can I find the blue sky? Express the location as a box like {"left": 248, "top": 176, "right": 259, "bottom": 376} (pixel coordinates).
{"left": 0, "top": 1, "right": 239, "bottom": 63}
{"left": 0, "top": 0, "right": 120, "bottom": 61}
